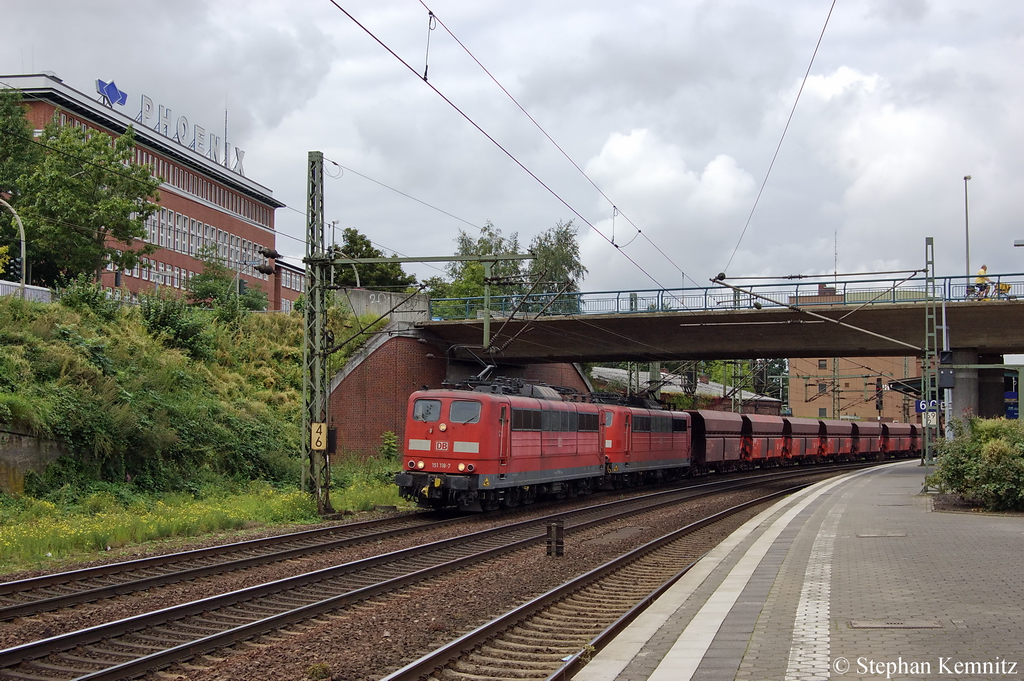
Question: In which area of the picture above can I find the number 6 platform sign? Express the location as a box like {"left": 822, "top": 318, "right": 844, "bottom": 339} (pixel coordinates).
{"left": 311, "top": 422, "right": 327, "bottom": 451}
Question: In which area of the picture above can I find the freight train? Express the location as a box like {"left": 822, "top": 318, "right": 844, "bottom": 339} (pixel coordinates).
{"left": 394, "top": 382, "right": 918, "bottom": 512}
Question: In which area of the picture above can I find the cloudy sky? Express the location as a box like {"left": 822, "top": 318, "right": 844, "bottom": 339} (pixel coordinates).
{"left": 3, "top": 0, "right": 1023, "bottom": 291}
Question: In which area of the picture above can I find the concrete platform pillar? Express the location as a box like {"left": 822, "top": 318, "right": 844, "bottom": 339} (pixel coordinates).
{"left": 951, "top": 348, "right": 978, "bottom": 425}
{"left": 951, "top": 350, "right": 1006, "bottom": 425}
{"left": 978, "top": 354, "right": 1006, "bottom": 418}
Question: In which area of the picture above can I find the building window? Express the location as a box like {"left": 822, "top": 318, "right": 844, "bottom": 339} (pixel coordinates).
{"left": 818, "top": 359, "right": 828, "bottom": 370}
{"left": 818, "top": 383, "right": 828, "bottom": 393}
{"left": 818, "top": 408, "right": 828, "bottom": 418}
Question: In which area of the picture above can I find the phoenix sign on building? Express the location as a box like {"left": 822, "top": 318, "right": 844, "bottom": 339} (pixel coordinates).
{"left": 2, "top": 72, "right": 300, "bottom": 312}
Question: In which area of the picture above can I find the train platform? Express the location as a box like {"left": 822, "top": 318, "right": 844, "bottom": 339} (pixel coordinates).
{"left": 575, "top": 460, "right": 1024, "bottom": 681}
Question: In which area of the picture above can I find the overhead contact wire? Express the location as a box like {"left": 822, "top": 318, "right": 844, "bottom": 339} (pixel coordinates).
{"left": 417, "top": 1, "right": 689, "bottom": 282}
{"left": 326, "top": 1, "right": 669, "bottom": 292}
{"left": 722, "top": 0, "right": 838, "bottom": 275}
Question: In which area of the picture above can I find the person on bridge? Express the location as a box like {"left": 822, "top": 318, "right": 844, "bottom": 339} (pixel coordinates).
{"left": 976, "top": 265, "right": 992, "bottom": 298}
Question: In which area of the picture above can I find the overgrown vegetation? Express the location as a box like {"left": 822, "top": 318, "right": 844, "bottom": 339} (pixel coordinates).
{"left": 927, "top": 417, "right": 1024, "bottom": 511}
{"left": 328, "top": 433, "right": 403, "bottom": 512}
{"left": 0, "top": 281, "right": 407, "bottom": 569}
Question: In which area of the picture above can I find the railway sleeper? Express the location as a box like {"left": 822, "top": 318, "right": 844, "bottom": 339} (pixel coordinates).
{"left": 486, "top": 638, "right": 580, "bottom": 654}
{"left": 61, "top": 652, "right": 127, "bottom": 666}
{"left": 465, "top": 652, "right": 565, "bottom": 669}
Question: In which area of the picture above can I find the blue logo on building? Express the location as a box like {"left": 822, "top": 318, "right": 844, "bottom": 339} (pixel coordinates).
{"left": 96, "top": 79, "right": 128, "bottom": 107}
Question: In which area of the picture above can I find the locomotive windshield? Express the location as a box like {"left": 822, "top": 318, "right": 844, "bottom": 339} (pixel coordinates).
{"left": 450, "top": 400, "right": 482, "bottom": 424}
{"left": 412, "top": 399, "right": 442, "bottom": 422}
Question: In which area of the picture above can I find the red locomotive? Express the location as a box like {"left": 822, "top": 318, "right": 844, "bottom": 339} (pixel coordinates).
{"left": 394, "top": 382, "right": 919, "bottom": 511}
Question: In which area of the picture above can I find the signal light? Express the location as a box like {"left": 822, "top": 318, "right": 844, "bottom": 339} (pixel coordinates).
{"left": 10, "top": 257, "right": 22, "bottom": 281}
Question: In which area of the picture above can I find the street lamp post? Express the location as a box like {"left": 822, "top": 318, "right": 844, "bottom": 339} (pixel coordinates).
{"left": 0, "top": 197, "right": 26, "bottom": 299}
{"left": 964, "top": 175, "right": 972, "bottom": 282}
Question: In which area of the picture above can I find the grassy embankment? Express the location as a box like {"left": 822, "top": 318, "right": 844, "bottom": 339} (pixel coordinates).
{"left": 0, "top": 283, "right": 407, "bottom": 572}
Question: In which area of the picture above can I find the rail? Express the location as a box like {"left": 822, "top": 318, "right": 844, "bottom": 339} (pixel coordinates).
{"left": 427, "top": 272, "right": 1024, "bottom": 320}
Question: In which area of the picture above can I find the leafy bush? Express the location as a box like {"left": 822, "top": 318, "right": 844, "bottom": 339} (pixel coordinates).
{"left": 928, "top": 417, "right": 1024, "bottom": 511}
{"left": 139, "top": 293, "right": 213, "bottom": 360}
{"left": 378, "top": 431, "right": 399, "bottom": 460}
{"left": 57, "top": 274, "right": 121, "bottom": 321}
{"left": 328, "top": 449, "right": 406, "bottom": 512}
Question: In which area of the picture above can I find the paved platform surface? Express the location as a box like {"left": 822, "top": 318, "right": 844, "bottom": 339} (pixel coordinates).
{"left": 575, "top": 461, "right": 1024, "bottom": 681}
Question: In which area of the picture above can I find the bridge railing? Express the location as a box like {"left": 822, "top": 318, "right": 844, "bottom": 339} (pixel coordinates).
{"left": 427, "top": 272, "right": 1024, "bottom": 321}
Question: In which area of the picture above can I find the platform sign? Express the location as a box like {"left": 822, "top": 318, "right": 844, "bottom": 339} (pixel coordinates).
{"left": 915, "top": 400, "right": 945, "bottom": 413}
{"left": 1006, "top": 392, "right": 1019, "bottom": 420}
{"left": 311, "top": 422, "right": 327, "bottom": 451}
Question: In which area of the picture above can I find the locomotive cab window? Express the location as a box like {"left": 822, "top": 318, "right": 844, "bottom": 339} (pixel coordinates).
{"left": 413, "top": 399, "right": 442, "bottom": 422}
{"left": 604, "top": 411, "right": 614, "bottom": 427}
{"left": 449, "top": 400, "right": 482, "bottom": 424}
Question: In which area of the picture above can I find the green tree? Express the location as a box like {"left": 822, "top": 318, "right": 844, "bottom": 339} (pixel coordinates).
{"left": 186, "top": 244, "right": 268, "bottom": 312}
{"left": 526, "top": 220, "right": 587, "bottom": 294}
{"left": 332, "top": 227, "right": 416, "bottom": 289}
{"left": 0, "top": 88, "right": 37, "bottom": 197}
{"left": 423, "top": 220, "right": 587, "bottom": 314}
{"left": 449, "top": 222, "right": 523, "bottom": 281}
{"left": 0, "top": 88, "right": 38, "bottom": 272}
{"left": 423, "top": 222, "right": 524, "bottom": 300}
{"left": 16, "top": 118, "right": 160, "bottom": 287}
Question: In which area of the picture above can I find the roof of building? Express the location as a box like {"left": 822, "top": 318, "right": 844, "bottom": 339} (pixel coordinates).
{"left": 589, "top": 366, "right": 780, "bottom": 403}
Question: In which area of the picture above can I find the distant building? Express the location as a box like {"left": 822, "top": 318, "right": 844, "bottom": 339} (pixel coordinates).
{"left": 2, "top": 73, "right": 301, "bottom": 311}
{"left": 788, "top": 356, "right": 920, "bottom": 423}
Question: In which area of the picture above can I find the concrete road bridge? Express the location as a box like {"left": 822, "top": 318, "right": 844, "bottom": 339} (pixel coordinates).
{"left": 420, "top": 273, "right": 1024, "bottom": 363}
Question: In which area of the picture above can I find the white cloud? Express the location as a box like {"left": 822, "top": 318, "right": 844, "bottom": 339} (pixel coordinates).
{"left": 4, "top": 0, "right": 1024, "bottom": 286}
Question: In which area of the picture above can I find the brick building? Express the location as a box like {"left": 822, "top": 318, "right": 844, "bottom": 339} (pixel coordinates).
{"left": 3, "top": 72, "right": 300, "bottom": 311}
{"left": 788, "top": 356, "right": 920, "bottom": 423}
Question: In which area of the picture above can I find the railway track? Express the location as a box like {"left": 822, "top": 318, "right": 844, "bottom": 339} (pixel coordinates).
{"left": 0, "top": 512, "right": 453, "bottom": 621}
{"left": 0, "top": 466, "right": 866, "bottom": 681}
{"left": 381, "top": 490, "right": 792, "bottom": 681}
{"left": 0, "top": 464, "right": 850, "bottom": 623}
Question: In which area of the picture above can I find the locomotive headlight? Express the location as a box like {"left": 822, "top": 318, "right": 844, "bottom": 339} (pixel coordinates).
{"left": 467, "top": 464, "right": 475, "bottom": 472}
{"left": 439, "top": 423, "right": 447, "bottom": 432}
{"left": 458, "top": 463, "right": 466, "bottom": 472}
{"left": 407, "top": 460, "right": 416, "bottom": 469}
{"left": 417, "top": 460, "right": 425, "bottom": 469}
